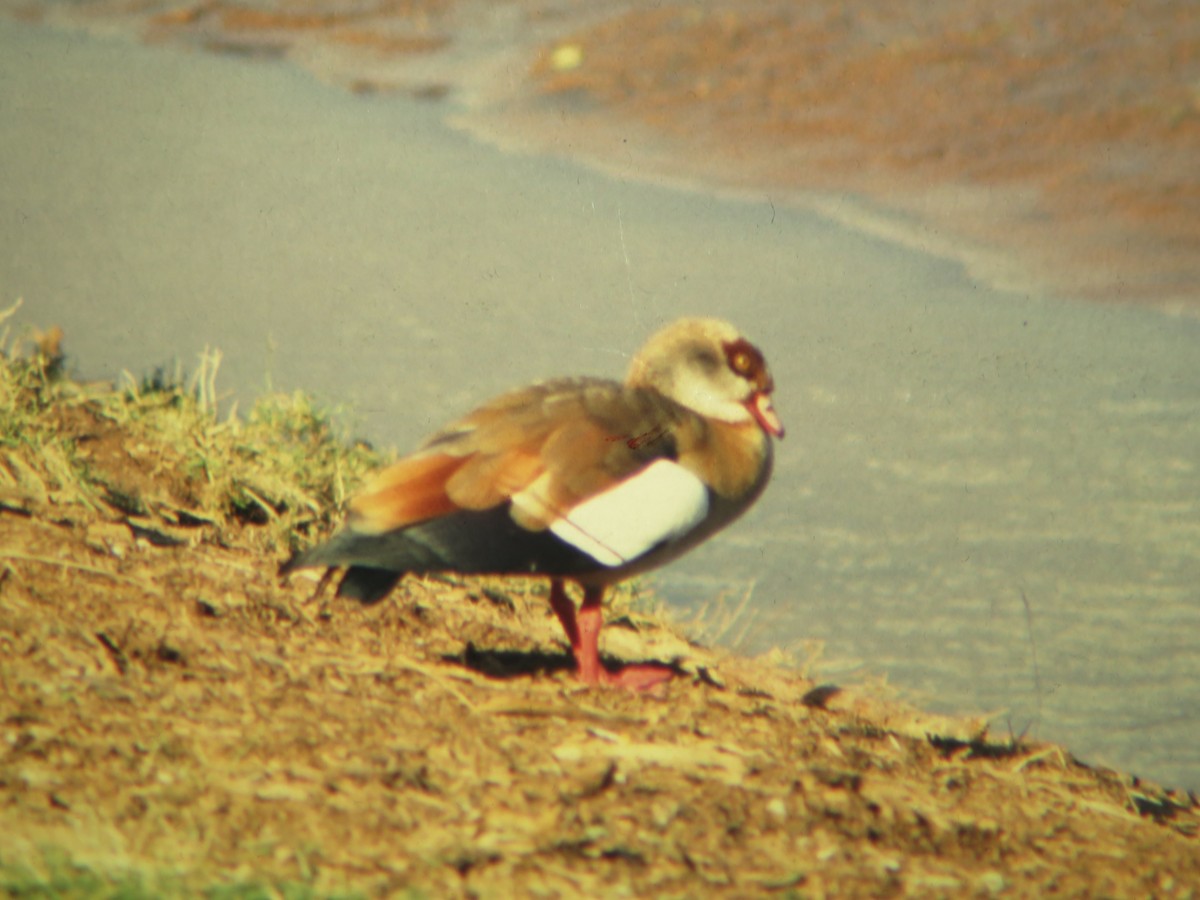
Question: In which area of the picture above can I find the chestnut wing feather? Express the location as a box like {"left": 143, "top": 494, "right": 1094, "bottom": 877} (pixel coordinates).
{"left": 350, "top": 378, "right": 690, "bottom": 535}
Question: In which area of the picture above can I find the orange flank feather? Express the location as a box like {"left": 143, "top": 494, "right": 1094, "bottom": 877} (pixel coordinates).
{"left": 444, "top": 448, "right": 545, "bottom": 511}
{"left": 348, "top": 453, "right": 464, "bottom": 534}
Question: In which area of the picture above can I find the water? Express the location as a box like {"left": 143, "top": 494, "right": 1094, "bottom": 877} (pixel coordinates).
{"left": 2, "top": 18, "right": 1198, "bottom": 789}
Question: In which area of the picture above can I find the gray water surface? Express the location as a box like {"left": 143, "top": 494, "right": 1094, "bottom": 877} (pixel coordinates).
{"left": 3, "top": 19, "right": 1198, "bottom": 789}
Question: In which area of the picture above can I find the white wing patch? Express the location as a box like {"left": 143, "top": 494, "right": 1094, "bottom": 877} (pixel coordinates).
{"left": 549, "top": 460, "right": 709, "bottom": 567}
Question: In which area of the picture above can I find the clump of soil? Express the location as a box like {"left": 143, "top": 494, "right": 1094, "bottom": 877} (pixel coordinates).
{"left": 523, "top": 0, "right": 1200, "bottom": 309}
{"left": 1, "top": 321, "right": 1197, "bottom": 896}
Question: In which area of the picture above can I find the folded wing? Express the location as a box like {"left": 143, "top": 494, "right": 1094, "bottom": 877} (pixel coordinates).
{"left": 288, "top": 378, "right": 712, "bottom": 584}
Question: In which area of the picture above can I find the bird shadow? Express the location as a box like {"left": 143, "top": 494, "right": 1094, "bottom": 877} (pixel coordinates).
{"left": 447, "top": 643, "right": 686, "bottom": 684}
{"left": 450, "top": 643, "right": 575, "bottom": 681}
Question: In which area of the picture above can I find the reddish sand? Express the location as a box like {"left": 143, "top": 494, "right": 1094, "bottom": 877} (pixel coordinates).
{"left": 518, "top": 1, "right": 1200, "bottom": 311}
{"left": 11, "top": 0, "right": 1199, "bottom": 311}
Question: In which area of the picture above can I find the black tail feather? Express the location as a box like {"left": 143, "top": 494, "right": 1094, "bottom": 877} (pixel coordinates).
{"left": 280, "top": 548, "right": 402, "bottom": 605}
{"left": 337, "top": 567, "right": 403, "bottom": 605}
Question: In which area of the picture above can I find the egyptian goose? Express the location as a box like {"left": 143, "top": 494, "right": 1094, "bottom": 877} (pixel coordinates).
{"left": 281, "top": 317, "right": 783, "bottom": 690}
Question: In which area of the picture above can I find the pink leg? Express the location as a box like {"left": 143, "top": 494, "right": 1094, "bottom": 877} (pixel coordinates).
{"left": 575, "top": 585, "right": 606, "bottom": 685}
{"left": 548, "top": 579, "right": 580, "bottom": 654}
{"left": 570, "top": 585, "right": 675, "bottom": 692}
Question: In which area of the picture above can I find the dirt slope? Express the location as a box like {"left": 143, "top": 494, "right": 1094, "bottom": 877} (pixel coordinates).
{"left": 1, "top": 330, "right": 1197, "bottom": 897}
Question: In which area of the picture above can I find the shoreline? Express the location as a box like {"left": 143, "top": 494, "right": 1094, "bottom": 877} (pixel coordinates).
{"left": 4, "top": 0, "right": 1198, "bottom": 315}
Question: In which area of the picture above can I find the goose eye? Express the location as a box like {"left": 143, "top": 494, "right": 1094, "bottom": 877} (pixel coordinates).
{"left": 730, "top": 351, "right": 753, "bottom": 376}
{"left": 720, "top": 336, "right": 768, "bottom": 384}
{"left": 723, "top": 338, "right": 766, "bottom": 383}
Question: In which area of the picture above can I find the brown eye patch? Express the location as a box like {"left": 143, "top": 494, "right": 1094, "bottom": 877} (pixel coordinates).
{"left": 723, "top": 338, "right": 765, "bottom": 380}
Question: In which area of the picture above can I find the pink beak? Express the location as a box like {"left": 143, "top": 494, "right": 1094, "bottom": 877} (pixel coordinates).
{"left": 749, "top": 393, "right": 785, "bottom": 438}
